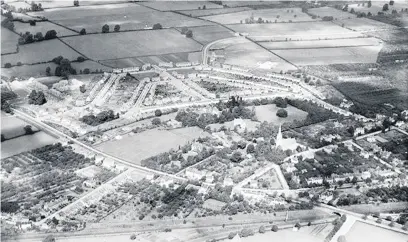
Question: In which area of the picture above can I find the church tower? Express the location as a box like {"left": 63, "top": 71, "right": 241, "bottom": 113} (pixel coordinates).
{"left": 276, "top": 124, "right": 283, "bottom": 148}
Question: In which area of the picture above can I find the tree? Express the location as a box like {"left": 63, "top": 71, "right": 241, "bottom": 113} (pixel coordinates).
{"left": 390, "top": 0, "right": 394, "bottom": 6}
{"left": 28, "top": 90, "right": 47, "bottom": 105}
{"left": 367, "top": 11, "right": 372, "bottom": 16}
{"left": 368, "top": 0, "right": 372, "bottom": 8}
{"left": 155, "top": 109, "right": 162, "bottom": 117}
{"left": 1, "top": 18, "right": 15, "bottom": 31}
{"left": 338, "top": 235, "right": 346, "bottom": 242}
{"left": 295, "top": 222, "right": 301, "bottom": 229}
{"left": 4, "top": 63, "right": 12, "bottom": 68}
{"left": 246, "top": 143, "right": 255, "bottom": 153}
{"left": 74, "top": 0, "right": 79, "bottom": 6}
{"left": 114, "top": 24, "right": 120, "bottom": 32}
{"left": 80, "top": 28, "right": 86, "bottom": 35}
{"left": 83, "top": 68, "right": 90, "bottom": 74}
{"left": 29, "top": 20, "right": 36, "bottom": 26}
{"left": 130, "top": 234, "right": 136, "bottom": 240}
{"left": 271, "top": 225, "right": 279, "bottom": 232}
{"left": 274, "top": 97, "right": 287, "bottom": 108}
{"left": 181, "top": 27, "right": 188, "bottom": 34}
{"left": 44, "top": 30, "right": 57, "bottom": 40}
{"left": 77, "top": 56, "right": 86, "bottom": 62}
{"left": 259, "top": 225, "right": 266, "bottom": 233}
{"left": 185, "top": 30, "right": 193, "bottom": 38}
{"left": 153, "top": 23, "right": 162, "bottom": 30}
{"left": 1, "top": 134, "right": 5, "bottom": 142}
{"left": 152, "top": 118, "right": 161, "bottom": 125}
{"left": 80, "top": 85, "right": 86, "bottom": 93}
{"left": 228, "top": 232, "right": 236, "bottom": 239}
{"left": 102, "top": 24, "right": 109, "bottom": 33}
{"left": 34, "top": 32, "right": 43, "bottom": 41}
{"left": 24, "top": 125, "right": 34, "bottom": 135}
{"left": 376, "top": 218, "right": 382, "bottom": 224}
{"left": 383, "top": 3, "right": 389, "bottom": 11}
{"left": 276, "top": 109, "right": 288, "bottom": 118}
{"left": 42, "top": 235, "right": 55, "bottom": 242}
{"left": 230, "top": 151, "right": 242, "bottom": 163}
{"left": 350, "top": 8, "right": 355, "bottom": 14}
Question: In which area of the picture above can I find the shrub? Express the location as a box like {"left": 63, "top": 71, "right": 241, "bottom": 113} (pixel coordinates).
{"left": 4, "top": 63, "right": 12, "bottom": 68}
{"left": 153, "top": 23, "right": 162, "bottom": 29}
{"left": 130, "top": 234, "right": 136, "bottom": 240}
{"left": 228, "top": 232, "right": 236, "bottom": 239}
{"left": 77, "top": 56, "right": 86, "bottom": 62}
{"left": 271, "top": 225, "right": 279, "bottom": 232}
{"left": 102, "top": 24, "right": 109, "bottom": 33}
{"left": 155, "top": 109, "right": 162, "bottom": 117}
{"left": 259, "top": 225, "right": 266, "bottom": 233}
{"left": 80, "top": 28, "right": 86, "bottom": 35}
{"left": 17, "top": 62, "right": 22, "bottom": 66}
{"left": 239, "top": 228, "right": 254, "bottom": 237}
{"left": 152, "top": 118, "right": 161, "bottom": 125}
{"left": 114, "top": 24, "right": 120, "bottom": 32}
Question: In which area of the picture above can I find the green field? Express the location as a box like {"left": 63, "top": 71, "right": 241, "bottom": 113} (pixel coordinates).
{"left": 345, "top": 221, "right": 407, "bottom": 242}
{"left": 28, "top": 3, "right": 212, "bottom": 33}
{"left": 36, "top": 0, "right": 128, "bottom": 9}
{"left": 178, "top": 25, "right": 234, "bottom": 45}
{"left": 1, "top": 39, "right": 82, "bottom": 65}
{"left": 202, "top": 8, "right": 314, "bottom": 24}
{"left": 179, "top": 7, "right": 251, "bottom": 17}
{"left": 255, "top": 104, "right": 308, "bottom": 124}
{"left": 94, "top": 127, "right": 210, "bottom": 165}
{"left": 307, "top": 6, "right": 357, "bottom": 20}
{"left": 139, "top": 1, "right": 223, "bottom": 11}
{"left": 1, "top": 27, "right": 19, "bottom": 54}
{"left": 260, "top": 38, "right": 381, "bottom": 50}
{"left": 14, "top": 21, "right": 77, "bottom": 37}
{"left": 333, "top": 17, "right": 395, "bottom": 31}
{"left": 1, "top": 112, "right": 39, "bottom": 139}
{"left": 62, "top": 29, "right": 202, "bottom": 61}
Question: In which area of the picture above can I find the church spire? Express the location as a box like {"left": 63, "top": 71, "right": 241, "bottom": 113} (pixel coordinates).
{"left": 276, "top": 124, "right": 283, "bottom": 148}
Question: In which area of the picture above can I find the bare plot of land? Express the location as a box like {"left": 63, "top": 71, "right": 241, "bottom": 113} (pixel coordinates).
{"left": 179, "top": 7, "right": 251, "bottom": 17}
{"left": 1, "top": 39, "right": 82, "bottom": 65}
{"left": 1, "top": 63, "right": 58, "bottom": 78}
{"left": 1, "top": 131, "right": 58, "bottom": 159}
{"left": 345, "top": 221, "right": 407, "bottom": 242}
{"left": 229, "top": 22, "right": 364, "bottom": 41}
{"left": 255, "top": 104, "right": 308, "bottom": 124}
{"left": 62, "top": 29, "right": 202, "bottom": 61}
{"left": 180, "top": 25, "right": 234, "bottom": 45}
{"left": 333, "top": 17, "right": 396, "bottom": 31}
{"left": 94, "top": 127, "right": 210, "bottom": 165}
{"left": 260, "top": 37, "right": 381, "bottom": 49}
{"left": 272, "top": 45, "right": 382, "bottom": 66}
{"left": 214, "top": 38, "right": 296, "bottom": 71}
{"left": 202, "top": 8, "right": 314, "bottom": 24}
{"left": 28, "top": 3, "right": 212, "bottom": 33}
{"left": 139, "top": 1, "right": 223, "bottom": 11}
{"left": 14, "top": 21, "right": 77, "bottom": 37}
{"left": 307, "top": 6, "right": 357, "bottom": 20}
{"left": 1, "top": 27, "right": 19, "bottom": 54}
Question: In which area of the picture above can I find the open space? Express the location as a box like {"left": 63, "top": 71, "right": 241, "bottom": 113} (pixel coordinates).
{"left": 28, "top": 3, "right": 212, "bottom": 33}
{"left": 333, "top": 17, "right": 396, "bottom": 31}
{"left": 139, "top": 1, "right": 223, "bottom": 11}
{"left": 1, "top": 112, "right": 39, "bottom": 139}
{"left": 202, "top": 8, "right": 314, "bottom": 24}
{"left": 62, "top": 29, "right": 203, "bottom": 61}
{"left": 345, "top": 221, "right": 407, "bottom": 242}
{"left": 255, "top": 104, "right": 308, "bottom": 124}
{"left": 179, "top": 25, "right": 234, "bottom": 45}
{"left": 13, "top": 21, "right": 78, "bottom": 37}
{"left": 94, "top": 127, "right": 210, "bottom": 165}
{"left": 1, "top": 62, "right": 59, "bottom": 78}
{"left": 179, "top": 7, "right": 251, "bottom": 17}
{"left": 1, "top": 39, "right": 82, "bottom": 65}
{"left": 307, "top": 6, "right": 357, "bottom": 20}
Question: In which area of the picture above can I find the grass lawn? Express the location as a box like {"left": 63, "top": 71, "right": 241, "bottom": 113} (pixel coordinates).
{"left": 28, "top": 3, "right": 212, "bottom": 33}
{"left": 1, "top": 39, "right": 82, "bottom": 65}
{"left": 202, "top": 8, "right": 314, "bottom": 24}
{"left": 345, "top": 221, "right": 407, "bottom": 242}
{"left": 228, "top": 21, "right": 363, "bottom": 41}
{"left": 94, "top": 127, "right": 210, "bottom": 165}
{"left": 272, "top": 45, "right": 382, "bottom": 66}
{"left": 14, "top": 21, "right": 78, "bottom": 37}
{"left": 139, "top": 1, "right": 223, "bottom": 11}
{"left": 1, "top": 27, "right": 19, "bottom": 54}
{"left": 254, "top": 104, "right": 308, "bottom": 124}
{"left": 62, "top": 29, "right": 202, "bottom": 61}
{"left": 1, "top": 131, "right": 58, "bottom": 159}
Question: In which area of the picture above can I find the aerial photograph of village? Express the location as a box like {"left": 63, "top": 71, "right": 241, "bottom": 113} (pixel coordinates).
{"left": 0, "top": 0, "right": 407, "bottom": 241}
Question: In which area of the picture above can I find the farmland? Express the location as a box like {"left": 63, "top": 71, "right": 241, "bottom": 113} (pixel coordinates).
{"left": 307, "top": 6, "right": 357, "bottom": 20}
{"left": 94, "top": 127, "right": 210, "bottom": 165}
{"left": 179, "top": 7, "right": 251, "bottom": 17}
{"left": 1, "top": 27, "right": 19, "bottom": 54}
{"left": 272, "top": 45, "right": 382, "bottom": 66}
{"left": 28, "top": 3, "right": 212, "bottom": 33}
{"left": 36, "top": 0, "right": 128, "bottom": 9}
{"left": 333, "top": 17, "right": 396, "bottom": 31}
{"left": 254, "top": 104, "right": 308, "bottom": 124}
{"left": 13, "top": 21, "right": 77, "bottom": 37}
{"left": 1, "top": 63, "right": 59, "bottom": 78}
{"left": 62, "top": 29, "right": 202, "bottom": 61}
{"left": 347, "top": 1, "right": 408, "bottom": 16}
{"left": 1, "top": 112, "right": 39, "bottom": 139}
{"left": 228, "top": 21, "right": 364, "bottom": 41}
{"left": 345, "top": 221, "right": 407, "bottom": 242}
{"left": 201, "top": 8, "right": 314, "bottom": 24}
{"left": 139, "top": 1, "right": 223, "bottom": 11}
{"left": 260, "top": 37, "right": 381, "bottom": 50}
{"left": 1, "top": 39, "right": 82, "bottom": 66}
